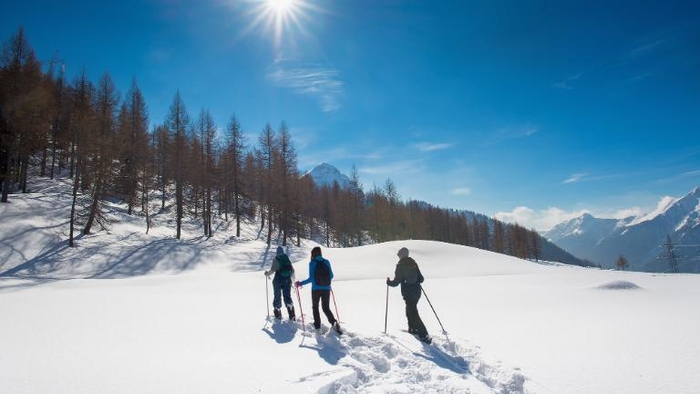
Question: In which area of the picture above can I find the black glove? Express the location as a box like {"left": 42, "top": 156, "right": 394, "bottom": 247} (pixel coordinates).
{"left": 386, "top": 277, "right": 391, "bottom": 285}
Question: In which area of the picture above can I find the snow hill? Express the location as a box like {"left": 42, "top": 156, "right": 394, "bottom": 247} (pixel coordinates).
{"left": 305, "top": 162, "right": 351, "bottom": 189}
{"left": 2, "top": 178, "right": 700, "bottom": 394}
{"left": 545, "top": 186, "right": 700, "bottom": 272}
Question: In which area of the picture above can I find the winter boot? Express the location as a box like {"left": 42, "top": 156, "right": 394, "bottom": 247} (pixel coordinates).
{"left": 273, "top": 308, "right": 282, "bottom": 319}
{"left": 332, "top": 322, "right": 343, "bottom": 335}
{"left": 418, "top": 334, "right": 432, "bottom": 344}
{"left": 286, "top": 305, "right": 296, "bottom": 321}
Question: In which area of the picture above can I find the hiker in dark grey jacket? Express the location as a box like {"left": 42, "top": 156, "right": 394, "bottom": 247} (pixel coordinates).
{"left": 265, "top": 246, "right": 295, "bottom": 320}
{"left": 387, "top": 247, "right": 431, "bottom": 343}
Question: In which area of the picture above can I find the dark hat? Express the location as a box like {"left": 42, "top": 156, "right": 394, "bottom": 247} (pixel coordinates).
{"left": 397, "top": 247, "right": 409, "bottom": 258}
{"left": 276, "top": 246, "right": 284, "bottom": 256}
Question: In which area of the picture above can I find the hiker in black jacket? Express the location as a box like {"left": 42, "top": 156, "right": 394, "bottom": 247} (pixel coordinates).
{"left": 387, "top": 247, "right": 431, "bottom": 343}
{"left": 265, "top": 246, "right": 295, "bottom": 320}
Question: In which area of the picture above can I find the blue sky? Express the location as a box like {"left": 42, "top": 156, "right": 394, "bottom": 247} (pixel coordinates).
{"left": 3, "top": 0, "right": 699, "bottom": 230}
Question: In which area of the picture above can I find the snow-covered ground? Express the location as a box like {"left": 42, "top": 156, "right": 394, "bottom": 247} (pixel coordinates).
{"left": 1, "top": 178, "right": 699, "bottom": 393}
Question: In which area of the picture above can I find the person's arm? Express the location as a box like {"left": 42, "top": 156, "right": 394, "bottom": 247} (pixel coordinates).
{"left": 417, "top": 267, "right": 424, "bottom": 284}
{"left": 327, "top": 259, "right": 334, "bottom": 281}
{"left": 386, "top": 265, "right": 402, "bottom": 287}
{"left": 297, "top": 260, "right": 315, "bottom": 286}
{"left": 265, "top": 256, "right": 280, "bottom": 276}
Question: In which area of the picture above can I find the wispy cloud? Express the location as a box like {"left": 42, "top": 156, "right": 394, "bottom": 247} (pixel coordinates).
{"left": 359, "top": 160, "right": 423, "bottom": 176}
{"left": 415, "top": 142, "right": 454, "bottom": 152}
{"left": 267, "top": 60, "right": 343, "bottom": 112}
{"left": 656, "top": 169, "right": 700, "bottom": 184}
{"left": 482, "top": 125, "right": 539, "bottom": 146}
{"left": 629, "top": 39, "right": 667, "bottom": 58}
{"left": 562, "top": 170, "right": 645, "bottom": 185}
{"left": 553, "top": 73, "right": 582, "bottom": 90}
{"left": 451, "top": 187, "right": 471, "bottom": 196}
{"left": 563, "top": 173, "right": 587, "bottom": 184}
{"left": 554, "top": 37, "right": 673, "bottom": 90}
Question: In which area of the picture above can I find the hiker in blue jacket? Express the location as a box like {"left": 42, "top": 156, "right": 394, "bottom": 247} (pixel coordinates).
{"left": 295, "top": 246, "right": 342, "bottom": 334}
{"left": 265, "top": 246, "right": 296, "bottom": 320}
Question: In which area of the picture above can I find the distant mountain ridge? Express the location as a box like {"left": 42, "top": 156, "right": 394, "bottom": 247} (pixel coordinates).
{"left": 545, "top": 186, "right": 700, "bottom": 273}
{"left": 305, "top": 163, "right": 351, "bottom": 189}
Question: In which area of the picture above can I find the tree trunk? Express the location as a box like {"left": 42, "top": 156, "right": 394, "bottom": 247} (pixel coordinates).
{"left": 83, "top": 178, "right": 102, "bottom": 235}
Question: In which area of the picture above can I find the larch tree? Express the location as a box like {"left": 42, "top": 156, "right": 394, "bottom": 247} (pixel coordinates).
{"left": 492, "top": 219, "right": 506, "bottom": 254}
{"left": 348, "top": 164, "right": 365, "bottom": 246}
{"left": 195, "top": 108, "right": 216, "bottom": 237}
{"left": 164, "top": 91, "right": 190, "bottom": 239}
{"left": 224, "top": 114, "right": 246, "bottom": 237}
{"left": 0, "top": 27, "right": 49, "bottom": 201}
{"left": 257, "top": 123, "right": 276, "bottom": 245}
{"left": 117, "top": 79, "right": 148, "bottom": 216}
{"left": 152, "top": 124, "right": 169, "bottom": 213}
{"left": 616, "top": 255, "right": 629, "bottom": 270}
{"left": 68, "top": 71, "right": 94, "bottom": 246}
{"left": 83, "top": 72, "right": 119, "bottom": 235}
{"left": 275, "top": 121, "right": 298, "bottom": 246}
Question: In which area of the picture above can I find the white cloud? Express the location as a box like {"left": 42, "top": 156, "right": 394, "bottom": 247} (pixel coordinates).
{"left": 267, "top": 61, "right": 343, "bottom": 112}
{"left": 563, "top": 173, "right": 587, "bottom": 184}
{"left": 495, "top": 203, "right": 657, "bottom": 232}
{"left": 482, "top": 125, "right": 539, "bottom": 146}
{"left": 452, "top": 187, "right": 471, "bottom": 196}
{"left": 495, "top": 206, "right": 590, "bottom": 232}
{"left": 610, "top": 207, "right": 645, "bottom": 219}
{"left": 359, "top": 160, "right": 423, "bottom": 176}
{"left": 553, "top": 73, "right": 582, "bottom": 90}
{"left": 415, "top": 142, "right": 454, "bottom": 152}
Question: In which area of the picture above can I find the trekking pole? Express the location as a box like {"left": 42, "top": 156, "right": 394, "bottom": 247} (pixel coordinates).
{"left": 294, "top": 283, "right": 305, "bottom": 332}
{"left": 265, "top": 275, "right": 270, "bottom": 319}
{"left": 384, "top": 284, "right": 389, "bottom": 334}
{"left": 420, "top": 285, "right": 447, "bottom": 334}
{"left": 331, "top": 288, "right": 340, "bottom": 323}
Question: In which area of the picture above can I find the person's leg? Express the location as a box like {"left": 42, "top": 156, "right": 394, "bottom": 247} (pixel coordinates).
{"left": 319, "top": 290, "right": 337, "bottom": 325}
{"left": 311, "top": 290, "right": 322, "bottom": 329}
{"left": 406, "top": 298, "right": 428, "bottom": 338}
{"left": 272, "top": 276, "right": 282, "bottom": 318}
{"left": 281, "top": 277, "right": 295, "bottom": 320}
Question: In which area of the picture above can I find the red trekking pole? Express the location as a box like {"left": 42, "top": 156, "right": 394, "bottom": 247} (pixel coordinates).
{"left": 265, "top": 275, "right": 270, "bottom": 319}
{"left": 331, "top": 288, "right": 340, "bottom": 323}
{"left": 294, "top": 282, "right": 305, "bottom": 331}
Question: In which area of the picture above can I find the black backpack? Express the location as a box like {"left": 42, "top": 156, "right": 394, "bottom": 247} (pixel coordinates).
{"left": 314, "top": 259, "right": 331, "bottom": 286}
{"left": 277, "top": 254, "right": 293, "bottom": 277}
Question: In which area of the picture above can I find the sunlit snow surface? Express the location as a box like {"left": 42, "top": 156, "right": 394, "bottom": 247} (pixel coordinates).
{"left": 1, "top": 178, "right": 699, "bottom": 393}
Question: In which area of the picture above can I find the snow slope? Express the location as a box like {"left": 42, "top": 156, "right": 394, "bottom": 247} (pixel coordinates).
{"left": 1, "top": 178, "right": 700, "bottom": 393}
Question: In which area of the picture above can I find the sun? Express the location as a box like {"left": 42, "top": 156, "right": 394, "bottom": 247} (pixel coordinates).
{"left": 266, "top": 0, "right": 296, "bottom": 15}
{"left": 242, "top": 0, "right": 321, "bottom": 50}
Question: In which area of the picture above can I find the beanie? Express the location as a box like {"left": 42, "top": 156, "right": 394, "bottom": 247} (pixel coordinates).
{"left": 276, "top": 246, "right": 284, "bottom": 256}
{"left": 397, "top": 247, "right": 409, "bottom": 259}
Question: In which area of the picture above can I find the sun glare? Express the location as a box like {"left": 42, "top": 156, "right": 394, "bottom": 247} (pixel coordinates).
{"left": 243, "top": 0, "right": 321, "bottom": 50}
{"left": 267, "top": 0, "right": 296, "bottom": 14}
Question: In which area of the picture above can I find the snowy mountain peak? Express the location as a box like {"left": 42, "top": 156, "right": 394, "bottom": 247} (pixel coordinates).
{"left": 629, "top": 196, "right": 679, "bottom": 226}
{"left": 546, "top": 184, "right": 700, "bottom": 271}
{"left": 305, "top": 163, "right": 351, "bottom": 189}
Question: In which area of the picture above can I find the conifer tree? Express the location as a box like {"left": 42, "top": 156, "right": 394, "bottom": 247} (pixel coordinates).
{"left": 164, "top": 91, "right": 190, "bottom": 239}
{"left": 223, "top": 115, "right": 246, "bottom": 236}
